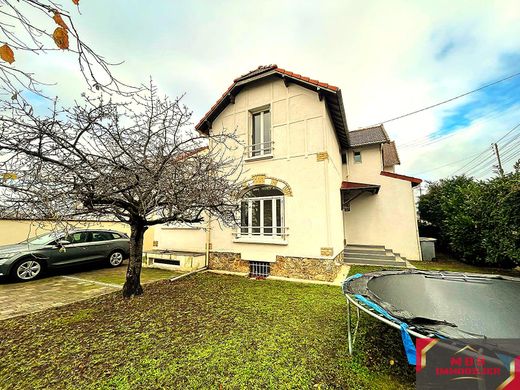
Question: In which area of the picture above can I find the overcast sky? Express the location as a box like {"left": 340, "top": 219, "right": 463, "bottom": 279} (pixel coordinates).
{"left": 14, "top": 0, "right": 520, "bottom": 182}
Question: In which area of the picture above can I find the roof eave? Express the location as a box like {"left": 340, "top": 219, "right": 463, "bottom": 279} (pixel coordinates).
{"left": 195, "top": 69, "right": 350, "bottom": 148}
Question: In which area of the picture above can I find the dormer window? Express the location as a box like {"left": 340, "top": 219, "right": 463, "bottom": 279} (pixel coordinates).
{"left": 249, "top": 107, "right": 272, "bottom": 158}
{"left": 353, "top": 151, "right": 362, "bottom": 163}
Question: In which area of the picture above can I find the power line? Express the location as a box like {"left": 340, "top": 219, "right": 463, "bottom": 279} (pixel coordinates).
{"left": 451, "top": 121, "right": 520, "bottom": 175}
{"left": 365, "top": 70, "right": 520, "bottom": 127}
{"left": 414, "top": 152, "right": 482, "bottom": 174}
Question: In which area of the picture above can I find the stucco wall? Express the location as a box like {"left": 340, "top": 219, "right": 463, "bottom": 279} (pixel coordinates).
{"left": 0, "top": 219, "right": 155, "bottom": 251}
{"left": 344, "top": 145, "right": 421, "bottom": 260}
{"left": 152, "top": 225, "right": 206, "bottom": 253}
{"left": 207, "top": 77, "right": 345, "bottom": 262}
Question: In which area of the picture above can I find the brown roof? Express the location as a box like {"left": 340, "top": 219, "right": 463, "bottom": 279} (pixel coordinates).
{"left": 380, "top": 171, "right": 422, "bottom": 187}
{"left": 349, "top": 124, "right": 390, "bottom": 147}
{"left": 341, "top": 181, "right": 380, "bottom": 191}
{"left": 195, "top": 65, "right": 349, "bottom": 148}
{"left": 382, "top": 141, "right": 400, "bottom": 166}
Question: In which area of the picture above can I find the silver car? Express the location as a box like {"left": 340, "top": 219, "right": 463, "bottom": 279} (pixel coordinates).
{"left": 0, "top": 230, "right": 130, "bottom": 282}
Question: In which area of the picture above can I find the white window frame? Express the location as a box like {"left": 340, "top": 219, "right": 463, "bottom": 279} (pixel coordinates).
{"left": 235, "top": 191, "right": 288, "bottom": 244}
{"left": 248, "top": 107, "right": 272, "bottom": 158}
{"left": 353, "top": 151, "right": 362, "bottom": 164}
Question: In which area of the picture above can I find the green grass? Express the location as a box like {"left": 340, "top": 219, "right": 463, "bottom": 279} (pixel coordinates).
{"left": 347, "top": 257, "right": 520, "bottom": 278}
{"left": 69, "top": 264, "right": 183, "bottom": 286}
{"left": 347, "top": 264, "right": 406, "bottom": 277}
{"left": 409, "top": 255, "right": 520, "bottom": 277}
{"left": 0, "top": 272, "right": 415, "bottom": 389}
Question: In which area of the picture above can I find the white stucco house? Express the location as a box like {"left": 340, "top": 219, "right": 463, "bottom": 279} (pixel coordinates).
{"left": 148, "top": 65, "right": 422, "bottom": 282}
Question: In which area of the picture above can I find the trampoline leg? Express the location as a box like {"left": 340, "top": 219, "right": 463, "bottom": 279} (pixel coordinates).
{"left": 347, "top": 300, "right": 353, "bottom": 354}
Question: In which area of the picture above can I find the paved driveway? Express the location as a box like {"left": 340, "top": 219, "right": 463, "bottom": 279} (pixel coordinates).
{"left": 0, "top": 263, "right": 181, "bottom": 320}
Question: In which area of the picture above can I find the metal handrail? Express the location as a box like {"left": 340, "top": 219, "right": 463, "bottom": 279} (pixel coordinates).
{"left": 245, "top": 141, "right": 274, "bottom": 157}
{"left": 233, "top": 225, "right": 289, "bottom": 238}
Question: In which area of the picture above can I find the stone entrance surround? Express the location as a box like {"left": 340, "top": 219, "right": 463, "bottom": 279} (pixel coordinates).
{"left": 209, "top": 251, "right": 344, "bottom": 282}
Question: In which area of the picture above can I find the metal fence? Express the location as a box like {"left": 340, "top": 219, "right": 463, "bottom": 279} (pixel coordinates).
{"left": 249, "top": 261, "right": 270, "bottom": 278}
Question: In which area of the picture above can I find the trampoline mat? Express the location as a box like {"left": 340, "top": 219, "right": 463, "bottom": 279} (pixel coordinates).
{"left": 344, "top": 270, "right": 520, "bottom": 339}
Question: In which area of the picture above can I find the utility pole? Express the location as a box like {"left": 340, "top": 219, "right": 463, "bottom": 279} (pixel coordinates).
{"left": 492, "top": 143, "right": 504, "bottom": 177}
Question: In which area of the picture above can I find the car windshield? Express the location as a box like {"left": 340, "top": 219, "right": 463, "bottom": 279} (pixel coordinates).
{"left": 23, "top": 232, "right": 62, "bottom": 246}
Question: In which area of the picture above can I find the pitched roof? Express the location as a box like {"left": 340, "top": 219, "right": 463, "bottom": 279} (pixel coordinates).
{"left": 195, "top": 65, "right": 349, "bottom": 148}
{"left": 341, "top": 181, "right": 380, "bottom": 191}
{"left": 380, "top": 171, "right": 422, "bottom": 187}
{"left": 349, "top": 124, "right": 390, "bottom": 147}
{"left": 382, "top": 141, "right": 400, "bottom": 166}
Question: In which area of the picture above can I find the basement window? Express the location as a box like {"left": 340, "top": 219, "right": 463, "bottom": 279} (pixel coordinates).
{"left": 353, "top": 151, "right": 362, "bottom": 163}
{"left": 249, "top": 261, "right": 270, "bottom": 278}
{"left": 154, "top": 259, "right": 181, "bottom": 266}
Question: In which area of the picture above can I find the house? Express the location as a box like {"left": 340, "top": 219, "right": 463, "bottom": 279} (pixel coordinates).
{"left": 152, "top": 65, "right": 422, "bottom": 282}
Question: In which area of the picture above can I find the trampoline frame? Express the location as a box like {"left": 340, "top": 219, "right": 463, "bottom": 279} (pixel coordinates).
{"left": 343, "top": 269, "right": 520, "bottom": 361}
{"left": 345, "top": 292, "right": 430, "bottom": 354}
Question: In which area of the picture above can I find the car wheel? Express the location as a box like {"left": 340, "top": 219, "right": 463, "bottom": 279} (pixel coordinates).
{"left": 108, "top": 250, "right": 125, "bottom": 267}
{"left": 13, "top": 258, "right": 43, "bottom": 282}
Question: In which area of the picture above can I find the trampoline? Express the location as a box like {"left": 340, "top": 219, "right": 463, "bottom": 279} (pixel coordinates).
{"left": 342, "top": 269, "right": 520, "bottom": 364}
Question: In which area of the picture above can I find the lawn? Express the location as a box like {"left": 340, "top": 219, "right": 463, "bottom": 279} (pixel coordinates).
{"left": 0, "top": 272, "right": 415, "bottom": 389}
{"left": 409, "top": 253, "right": 520, "bottom": 277}
{"left": 70, "top": 263, "right": 183, "bottom": 285}
{"left": 348, "top": 259, "right": 520, "bottom": 278}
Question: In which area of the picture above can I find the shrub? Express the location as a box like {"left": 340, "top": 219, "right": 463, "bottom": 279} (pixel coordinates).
{"left": 418, "top": 173, "right": 519, "bottom": 267}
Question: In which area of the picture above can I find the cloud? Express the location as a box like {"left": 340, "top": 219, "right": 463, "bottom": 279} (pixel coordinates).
{"left": 6, "top": 0, "right": 520, "bottom": 180}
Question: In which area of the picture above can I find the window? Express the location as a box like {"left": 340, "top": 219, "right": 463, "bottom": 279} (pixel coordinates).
{"left": 249, "top": 261, "right": 270, "bottom": 278}
{"left": 353, "top": 151, "right": 362, "bottom": 163}
{"left": 63, "top": 232, "right": 89, "bottom": 244}
{"left": 239, "top": 186, "right": 285, "bottom": 239}
{"left": 250, "top": 108, "right": 271, "bottom": 157}
{"left": 91, "top": 231, "right": 114, "bottom": 242}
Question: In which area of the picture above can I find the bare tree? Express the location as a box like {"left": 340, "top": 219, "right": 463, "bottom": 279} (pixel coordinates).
{"left": 0, "top": 83, "right": 243, "bottom": 297}
{"left": 0, "top": 0, "right": 132, "bottom": 99}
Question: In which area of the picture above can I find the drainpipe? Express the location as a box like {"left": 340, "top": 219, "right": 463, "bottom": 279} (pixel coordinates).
{"left": 205, "top": 214, "right": 211, "bottom": 267}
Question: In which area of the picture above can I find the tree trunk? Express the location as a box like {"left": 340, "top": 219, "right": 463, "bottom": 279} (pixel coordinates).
{"left": 122, "top": 221, "right": 147, "bottom": 298}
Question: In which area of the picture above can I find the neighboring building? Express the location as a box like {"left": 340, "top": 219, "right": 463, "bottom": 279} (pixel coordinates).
{"left": 154, "top": 65, "right": 422, "bottom": 282}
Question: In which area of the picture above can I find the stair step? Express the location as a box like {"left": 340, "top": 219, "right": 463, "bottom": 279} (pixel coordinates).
{"left": 345, "top": 248, "right": 387, "bottom": 255}
{"left": 344, "top": 252, "right": 396, "bottom": 261}
{"left": 344, "top": 258, "right": 407, "bottom": 267}
{"left": 346, "top": 244, "right": 386, "bottom": 250}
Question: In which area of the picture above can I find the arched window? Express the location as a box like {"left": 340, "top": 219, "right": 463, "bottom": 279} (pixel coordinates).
{"left": 240, "top": 185, "right": 285, "bottom": 238}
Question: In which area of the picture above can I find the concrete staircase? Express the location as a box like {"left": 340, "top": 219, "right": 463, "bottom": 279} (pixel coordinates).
{"left": 344, "top": 244, "right": 407, "bottom": 267}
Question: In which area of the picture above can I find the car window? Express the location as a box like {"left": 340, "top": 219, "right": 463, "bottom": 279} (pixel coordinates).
{"left": 91, "top": 231, "right": 114, "bottom": 242}
{"left": 111, "top": 233, "right": 123, "bottom": 239}
{"left": 64, "top": 232, "right": 89, "bottom": 244}
{"left": 25, "top": 232, "right": 61, "bottom": 245}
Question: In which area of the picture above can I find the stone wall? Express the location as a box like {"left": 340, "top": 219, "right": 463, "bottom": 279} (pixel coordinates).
{"left": 271, "top": 252, "right": 343, "bottom": 282}
{"left": 209, "top": 250, "right": 344, "bottom": 282}
{"left": 208, "top": 252, "right": 249, "bottom": 273}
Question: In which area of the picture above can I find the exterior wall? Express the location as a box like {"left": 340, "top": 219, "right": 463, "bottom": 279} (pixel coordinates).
{"left": 344, "top": 144, "right": 421, "bottom": 260}
{"left": 0, "top": 219, "right": 155, "bottom": 251}
{"left": 208, "top": 252, "right": 249, "bottom": 273}
{"left": 208, "top": 251, "right": 343, "bottom": 282}
{"left": 152, "top": 224, "right": 206, "bottom": 253}
{"left": 207, "top": 77, "right": 344, "bottom": 263}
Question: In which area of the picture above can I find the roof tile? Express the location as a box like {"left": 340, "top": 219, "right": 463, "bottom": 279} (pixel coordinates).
{"left": 349, "top": 125, "right": 390, "bottom": 147}
{"left": 382, "top": 141, "right": 401, "bottom": 166}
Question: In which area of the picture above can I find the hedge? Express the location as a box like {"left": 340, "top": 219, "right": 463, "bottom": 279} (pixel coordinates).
{"left": 418, "top": 173, "right": 519, "bottom": 268}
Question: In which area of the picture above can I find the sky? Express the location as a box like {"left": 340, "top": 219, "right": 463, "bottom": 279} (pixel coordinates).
{"left": 6, "top": 0, "right": 520, "bottom": 182}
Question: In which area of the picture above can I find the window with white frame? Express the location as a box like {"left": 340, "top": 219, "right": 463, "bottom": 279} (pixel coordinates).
{"left": 353, "top": 151, "right": 362, "bottom": 163}
{"left": 239, "top": 186, "right": 285, "bottom": 238}
{"left": 250, "top": 108, "right": 271, "bottom": 157}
